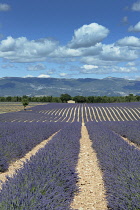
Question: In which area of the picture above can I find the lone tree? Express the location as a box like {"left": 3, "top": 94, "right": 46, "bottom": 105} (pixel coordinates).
{"left": 22, "top": 98, "right": 29, "bottom": 110}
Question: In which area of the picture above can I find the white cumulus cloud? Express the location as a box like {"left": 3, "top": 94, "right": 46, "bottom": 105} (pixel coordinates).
{"left": 0, "top": 22, "right": 139, "bottom": 76}
{"left": 0, "top": 36, "right": 58, "bottom": 62}
{"left": 132, "top": 1, "right": 140, "bottom": 11}
{"left": 68, "top": 23, "right": 109, "bottom": 48}
{"left": 101, "top": 44, "right": 138, "bottom": 61}
{"left": 128, "top": 21, "right": 140, "bottom": 32}
{"left": 117, "top": 36, "right": 140, "bottom": 47}
{"left": 50, "top": 46, "right": 82, "bottom": 57}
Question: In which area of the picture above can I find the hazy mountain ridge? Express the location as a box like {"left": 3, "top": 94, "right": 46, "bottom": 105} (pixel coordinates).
{"left": 0, "top": 77, "right": 140, "bottom": 97}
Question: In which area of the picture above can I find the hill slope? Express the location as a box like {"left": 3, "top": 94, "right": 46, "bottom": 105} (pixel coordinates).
{"left": 0, "top": 77, "right": 140, "bottom": 96}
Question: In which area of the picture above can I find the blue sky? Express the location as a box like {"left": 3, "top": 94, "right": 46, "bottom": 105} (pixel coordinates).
{"left": 0, "top": 0, "right": 140, "bottom": 79}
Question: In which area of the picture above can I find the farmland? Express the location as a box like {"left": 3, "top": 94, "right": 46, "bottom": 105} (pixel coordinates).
{"left": 0, "top": 102, "right": 140, "bottom": 209}
{"left": 0, "top": 102, "right": 140, "bottom": 123}
{"left": 0, "top": 102, "right": 45, "bottom": 114}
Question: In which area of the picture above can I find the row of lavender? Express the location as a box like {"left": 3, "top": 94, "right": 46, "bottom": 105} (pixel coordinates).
{"left": 101, "top": 120, "right": 140, "bottom": 146}
{"left": 29, "top": 102, "right": 140, "bottom": 110}
{"left": 0, "top": 104, "right": 81, "bottom": 123}
{"left": 37, "top": 103, "right": 140, "bottom": 122}
{"left": 0, "top": 122, "right": 66, "bottom": 172}
{"left": 86, "top": 122, "right": 140, "bottom": 209}
{"left": 0, "top": 122, "right": 81, "bottom": 210}
{"left": 0, "top": 102, "right": 139, "bottom": 123}
{"left": 83, "top": 103, "right": 140, "bottom": 122}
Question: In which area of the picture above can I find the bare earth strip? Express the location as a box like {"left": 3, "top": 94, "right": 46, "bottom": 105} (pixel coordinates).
{"left": 0, "top": 131, "right": 58, "bottom": 190}
{"left": 71, "top": 125, "right": 108, "bottom": 210}
{"left": 111, "top": 130, "right": 140, "bottom": 150}
{"left": 121, "top": 136, "right": 140, "bottom": 150}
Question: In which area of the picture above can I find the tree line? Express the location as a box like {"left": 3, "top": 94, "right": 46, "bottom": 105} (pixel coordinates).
{"left": 0, "top": 94, "right": 140, "bottom": 103}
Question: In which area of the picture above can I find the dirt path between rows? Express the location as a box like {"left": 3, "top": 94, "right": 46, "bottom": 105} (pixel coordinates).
{"left": 0, "top": 132, "right": 57, "bottom": 190}
{"left": 1, "top": 124, "right": 108, "bottom": 209}
{"left": 71, "top": 125, "right": 108, "bottom": 210}
{"left": 121, "top": 136, "right": 140, "bottom": 150}
{"left": 111, "top": 130, "right": 140, "bottom": 150}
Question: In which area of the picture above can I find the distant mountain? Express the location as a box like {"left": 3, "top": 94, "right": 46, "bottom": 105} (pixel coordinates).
{"left": 0, "top": 77, "right": 140, "bottom": 97}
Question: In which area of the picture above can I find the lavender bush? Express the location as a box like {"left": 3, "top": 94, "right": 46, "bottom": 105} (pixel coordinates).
{"left": 0, "top": 103, "right": 79, "bottom": 123}
{"left": 87, "top": 103, "right": 140, "bottom": 122}
{"left": 0, "top": 122, "right": 81, "bottom": 209}
{"left": 0, "top": 102, "right": 139, "bottom": 123}
{"left": 0, "top": 122, "right": 66, "bottom": 172}
{"left": 86, "top": 122, "right": 140, "bottom": 209}
{"left": 101, "top": 120, "right": 140, "bottom": 145}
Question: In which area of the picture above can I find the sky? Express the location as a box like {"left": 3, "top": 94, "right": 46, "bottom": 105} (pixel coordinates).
{"left": 0, "top": 0, "right": 140, "bottom": 80}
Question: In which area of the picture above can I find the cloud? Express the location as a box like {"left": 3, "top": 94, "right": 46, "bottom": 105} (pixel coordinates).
{"left": 68, "top": 23, "right": 109, "bottom": 48}
{"left": 59, "top": 73, "right": 69, "bottom": 77}
{"left": 128, "top": 21, "right": 140, "bottom": 32}
{"left": 23, "top": 75, "right": 34, "bottom": 78}
{"left": 44, "top": 69, "right": 56, "bottom": 75}
{"left": 27, "top": 63, "right": 46, "bottom": 71}
{"left": 49, "top": 46, "right": 82, "bottom": 57}
{"left": 1, "top": 63, "right": 14, "bottom": 69}
{"left": 0, "top": 22, "right": 139, "bottom": 76}
{"left": 0, "top": 3, "right": 11, "bottom": 11}
{"left": 0, "top": 36, "right": 58, "bottom": 62}
{"left": 80, "top": 56, "right": 118, "bottom": 67}
{"left": 38, "top": 74, "right": 50, "bottom": 78}
{"left": 121, "top": 16, "right": 129, "bottom": 24}
{"left": 79, "top": 43, "right": 102, "bottom": 56}
{"left": 126, "top": 62, "right": 136, "bottom": 67}
{"left": 131, "top": 1, "right": 140, "bottom": 11}
{"left": 113, "top": 66, "right": 138, "bottom": 73}
{"left": 79, "top": 65, "right": 138, "bottom": 74}
{"left": 117, "top": 36, "right": 140, "bottom": 47}
{"left": 100, "top": 44, "right": 138, "bottom": 61}
{"left": 81, "top": 64, "right": 98, "bottom": 70}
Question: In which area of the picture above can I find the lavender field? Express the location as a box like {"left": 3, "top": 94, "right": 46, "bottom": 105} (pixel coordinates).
{"left": 0, "top": 102, "right": 140, "bottom": 123}
{"left": 0, "top": 102, "right": 140, "bottom": 209}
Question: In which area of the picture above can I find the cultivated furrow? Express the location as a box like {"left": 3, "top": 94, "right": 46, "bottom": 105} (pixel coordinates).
{"left": 0, "top": 131, "right": 58, "bottom": 190}
{"left": 71, "top": 125, "right": 107, "bottom": 209}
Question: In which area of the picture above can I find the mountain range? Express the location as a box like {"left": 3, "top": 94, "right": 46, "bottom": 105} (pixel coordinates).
{"left": 0, "top": 77, "right": 140, "bottom": 97}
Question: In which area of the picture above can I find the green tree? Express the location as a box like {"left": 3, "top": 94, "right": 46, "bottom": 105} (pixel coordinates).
{"left": 6, "top": 96, "right": 12, "bottom": 102}
{"left": 125, "top": 94, "right": 135, "bottom": 102}
{"left": 22, "top": 99, "right": 29, "bottom": 110}
{"left": 87, "top": 96, "right": 95, "bottom": 103}
{"left": 0, "top": 97, "right": 6, "bottom": 102}
{"left": 136, "top": 95, "right": 140, "bottom": 101}
{"left": 73, "top": 96, "right": 86, "bottom": 103}
{"left": 60, "top": 94, "right": 71, "bottom": 103}
{"left": 52, "top": 97, "right": 62, "bottom": 103}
